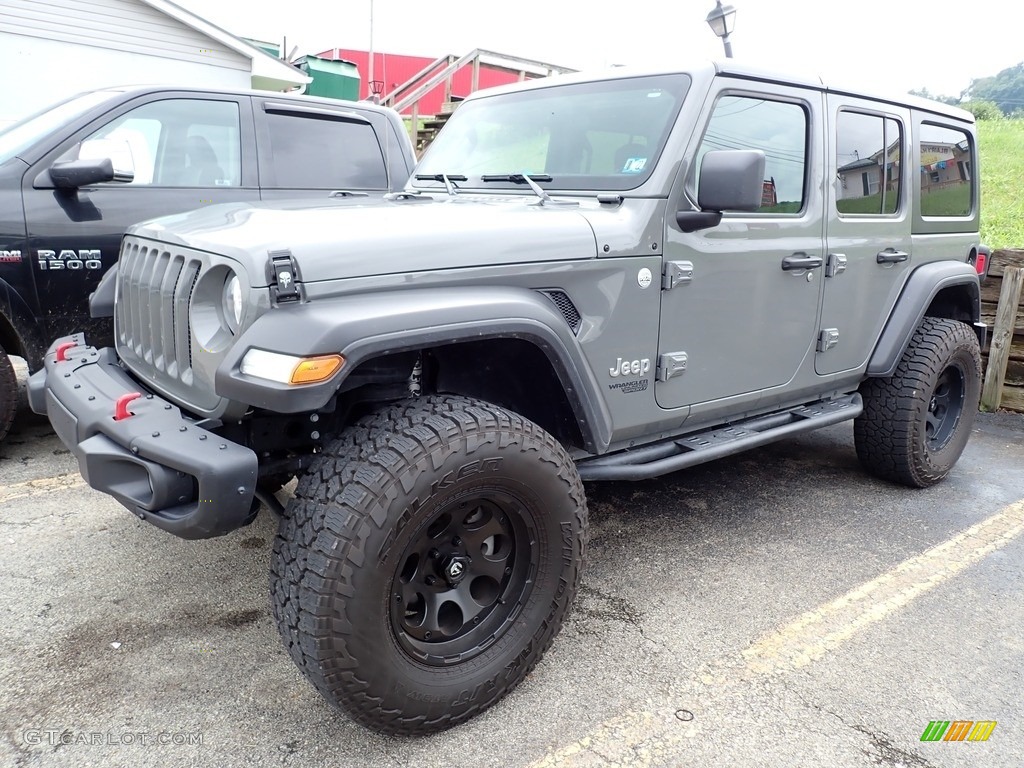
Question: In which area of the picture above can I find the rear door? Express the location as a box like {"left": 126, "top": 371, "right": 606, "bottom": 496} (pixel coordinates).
{"left": 657, "top": 82, "right": 826, "bottom": 410}
{"left": 22, "top": 93, "right": 258, "bottom": 344}
{"left": 817, "top": 96, "right": 912, "bottom": 375}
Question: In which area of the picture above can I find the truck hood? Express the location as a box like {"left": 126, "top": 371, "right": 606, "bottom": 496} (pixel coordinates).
{"left": 127, "top": 196, "right": 601, "bottom": 285}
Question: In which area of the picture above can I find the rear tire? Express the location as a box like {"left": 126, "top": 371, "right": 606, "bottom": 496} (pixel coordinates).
{"left": 855, "top": 317, "right": 981, "bottom": 487}
{"left": 0, "top": 347, "right": 17, "bottom": 443}
{"left": 270, "top": 395, "right": 587, "bottom": 734}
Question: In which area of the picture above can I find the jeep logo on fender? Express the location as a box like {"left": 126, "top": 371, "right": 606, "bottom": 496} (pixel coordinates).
{"left": 37, "top": 249, "right": 102, "bottom": 271}
{"left": 609, "top": 357, "right": 651, "bottom": 378}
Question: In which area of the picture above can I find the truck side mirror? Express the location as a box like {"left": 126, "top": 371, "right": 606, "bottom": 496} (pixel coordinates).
{"left": 676, "top": 149, "right": 767, "bottom": 232}
{"left": 50, "top": 138, "right": 135, "bottom": 188}
{"left": 50, "top": 157, "right": 116, "bottom": 188}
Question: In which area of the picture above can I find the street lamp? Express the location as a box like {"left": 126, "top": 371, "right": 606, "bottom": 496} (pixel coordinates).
{"left": 370, "top": 80, "right": 384, "bottom": 104}
{"left": 705, "top": 0, "right": 737, "bottom": 58}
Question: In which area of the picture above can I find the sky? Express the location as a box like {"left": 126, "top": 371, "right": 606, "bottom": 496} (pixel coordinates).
{"left": 170, "top": 0, "right": 1024, "bottom": 99}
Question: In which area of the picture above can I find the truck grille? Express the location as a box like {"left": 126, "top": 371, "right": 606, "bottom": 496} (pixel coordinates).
{"left": 115, "top": 238, "right": 220, "bottom": 413}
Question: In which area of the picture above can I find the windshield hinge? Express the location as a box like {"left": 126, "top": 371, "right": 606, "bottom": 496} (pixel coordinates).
{"left": 662, "top": 260, "right": 694, "bottom": 291}
{"left": 267, "top": 249, "right": 302, "bottom": 304}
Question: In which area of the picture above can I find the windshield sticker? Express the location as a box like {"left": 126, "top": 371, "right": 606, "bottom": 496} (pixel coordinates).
{"left": 622, "top": 157, "right": 647, "bottom": 173}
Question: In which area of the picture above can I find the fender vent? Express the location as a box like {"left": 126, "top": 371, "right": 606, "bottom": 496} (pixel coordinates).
{"left": 540, "top": 290, "right": 582, "bottom": 334}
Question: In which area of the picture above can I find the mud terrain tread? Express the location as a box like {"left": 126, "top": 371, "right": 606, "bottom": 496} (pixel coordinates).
{"left": 270, "top": 395, "right": 587, "bottom": 735}
{"left": 855, "top": 317, "right": 981, "bottom": 487}
{"left": 0, "top": 346, "right": 17, "bottom": 443}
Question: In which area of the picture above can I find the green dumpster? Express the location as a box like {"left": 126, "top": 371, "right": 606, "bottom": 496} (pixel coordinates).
{"left": 297, "top": 54, "right": 361, "bottom": 102}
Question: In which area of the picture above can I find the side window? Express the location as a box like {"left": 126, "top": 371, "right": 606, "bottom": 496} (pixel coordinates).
{"left": 919, "top": 123, "right": 972, "bottom": 217}
{"left": 696, "top": 96, "right": 807, "bottom": 213}
{"left": 72, "top": 99, "right": 241, "bottom": 187}
{"left": 836, "top": 112, "right": 902, "bottom": 215}
{"left": 263, "top": 113, "right": 387, "bottom": 189}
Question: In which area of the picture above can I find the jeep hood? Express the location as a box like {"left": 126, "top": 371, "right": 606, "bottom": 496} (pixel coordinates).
{"left": 127, "top": 196, "right": 600, "bottom": 285}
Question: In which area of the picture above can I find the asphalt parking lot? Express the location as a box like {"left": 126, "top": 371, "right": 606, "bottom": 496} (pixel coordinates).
{"left": 2, "top": 360, "right": 1023, "bottom": 768}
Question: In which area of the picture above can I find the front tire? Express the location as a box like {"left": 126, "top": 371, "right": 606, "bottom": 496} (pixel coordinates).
{"left": 0, "top": 347, "right": 17, "bottom": 443}
{"left": 855, "top": 317, "right": 981, "bottom": 487}
{"left": 270, "top": 396, "right": 587, "bottom": 735}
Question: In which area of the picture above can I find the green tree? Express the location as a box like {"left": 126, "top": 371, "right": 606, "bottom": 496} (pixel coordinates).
{"left": 962, "top": 62, "right": 1024, "bottom": 116}
{"left": 960, "top": 100, "right": 1004, "bottom": 120}
{"left": 908, "top": 87, "right": 959, "bottom": 106}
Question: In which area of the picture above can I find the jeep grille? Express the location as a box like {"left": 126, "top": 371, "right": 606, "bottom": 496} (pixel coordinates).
{"left": 115, "top": 238, "right": 221, "bottom": 413}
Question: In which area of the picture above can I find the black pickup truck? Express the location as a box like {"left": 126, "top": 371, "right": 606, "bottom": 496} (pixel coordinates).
{"left": 0, "top": 85, "right": 416, "bottom": 440}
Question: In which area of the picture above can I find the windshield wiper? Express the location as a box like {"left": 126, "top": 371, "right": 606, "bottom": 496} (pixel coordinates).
{"left": 480, "top": 173, "right": 574, "bottom": 207}
{"left": 414, "top": 173, "right": 466, "bottom": 196}
{"left": 480, "top": 173, "right": 553, "bottom": 183}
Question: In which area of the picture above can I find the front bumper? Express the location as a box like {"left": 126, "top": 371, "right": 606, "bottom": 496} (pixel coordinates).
{"left": 29, "top": 334, "right": 258, "bottom": 539}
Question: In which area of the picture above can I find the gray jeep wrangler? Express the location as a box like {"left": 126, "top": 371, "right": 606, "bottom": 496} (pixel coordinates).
{"left": 30, "top": 61, "right": 986, "bottom": 734}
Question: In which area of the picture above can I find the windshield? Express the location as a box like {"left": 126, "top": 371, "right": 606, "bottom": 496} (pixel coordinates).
{"left": 0, "top": 90, "right": 117, "bottom": 165}
{"left": 415, "top": 74, "right": 690, "bottom": 192}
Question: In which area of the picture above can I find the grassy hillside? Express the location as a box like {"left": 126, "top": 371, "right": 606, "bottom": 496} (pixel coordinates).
{"left": 979, "top": 119, "right": 1024, "bottom": 248}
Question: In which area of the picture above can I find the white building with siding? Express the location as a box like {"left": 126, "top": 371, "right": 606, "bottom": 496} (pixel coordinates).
{"left": 0, "top": 0, "right": 309, "bottom": 125}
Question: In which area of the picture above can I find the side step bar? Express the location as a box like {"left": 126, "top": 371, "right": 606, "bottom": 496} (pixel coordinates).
{"left": 576, "top": 393, "right": 862, "bottom": 482}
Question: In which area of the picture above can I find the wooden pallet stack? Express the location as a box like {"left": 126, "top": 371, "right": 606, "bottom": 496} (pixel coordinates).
{"left": 981, "top": 249, "right": 1024, "bottom": 411}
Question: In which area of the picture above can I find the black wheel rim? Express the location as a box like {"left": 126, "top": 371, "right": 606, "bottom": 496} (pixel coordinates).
{"left": 389, "top": 490, "right": 536, "bottom": 666}
{"left": 925, "top": 363, "right": 966, "bottom": 451}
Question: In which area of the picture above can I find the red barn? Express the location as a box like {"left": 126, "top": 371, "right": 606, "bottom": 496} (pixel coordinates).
{"left": 316, "top": 48, "right": 564, "bottom": 115}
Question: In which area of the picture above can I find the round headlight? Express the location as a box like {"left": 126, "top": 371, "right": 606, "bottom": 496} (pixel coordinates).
{"left": 222, "top": 274, "right": 243, "bottom": 333}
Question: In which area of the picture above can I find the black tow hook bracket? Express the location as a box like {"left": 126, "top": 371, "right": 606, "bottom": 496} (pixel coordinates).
{"left": 268, "top": 249, "right": 302, "bottom": 304}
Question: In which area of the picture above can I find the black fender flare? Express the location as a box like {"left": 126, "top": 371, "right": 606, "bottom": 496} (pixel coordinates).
{"left": 89, "top": 263, "right": 118, "bottom": 319}
{"left": 0, "top": 277, "right": 47, "bottom": 370}
{"left": 215, "top": 286, "right": 612, "bottom": 453}
{"left": 867, "top": 261, "right": 981, "bottom": 377}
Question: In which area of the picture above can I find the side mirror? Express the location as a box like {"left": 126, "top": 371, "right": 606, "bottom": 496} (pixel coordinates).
{"left": 50, "top": 137, "right": 135, "bottom": 188}
{"left": 676, "top": 149, "right": 767, "bottom": 232}
{"left": 50, "top": 157, "right": 116, "bottom": 188}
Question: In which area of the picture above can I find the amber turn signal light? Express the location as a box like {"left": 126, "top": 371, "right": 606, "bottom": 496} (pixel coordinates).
{"left": 289, "top": 354, "right": 344, "bottom": 384}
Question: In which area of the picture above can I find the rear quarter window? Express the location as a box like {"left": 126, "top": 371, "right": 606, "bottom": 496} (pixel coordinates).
{"left": 919, "top": 123, "right": 973, "bottom": 217}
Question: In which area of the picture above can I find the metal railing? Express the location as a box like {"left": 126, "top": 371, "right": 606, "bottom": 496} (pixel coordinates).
{"left": 381, "top": 49, "right": 575, "bottom": 151}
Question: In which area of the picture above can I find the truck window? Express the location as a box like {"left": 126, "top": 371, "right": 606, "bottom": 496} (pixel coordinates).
{"left": 262, "top": 113, "right": 387, "bottom": 189}
{"left": 836, "top": 112, "right": 902, "bottom": 215}
{"left": 696, "top": 96, "right": 808, "bottom": 214}
{"left": 65, "top": 99, "right": 241, "bottom": 187}
{"left": 919, "top": 123, "right": 972, "bottom": 217}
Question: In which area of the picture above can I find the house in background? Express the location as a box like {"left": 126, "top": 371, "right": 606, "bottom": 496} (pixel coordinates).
{"left": 837, "top": 138, "right": 901, "bottom": 201}
{"left": 919, "top": 140, "right": 971, "bottom": 193}
{"left": 837, "top": 156, "right": 884, "bottom": 200}
{"left": 0, "top": 0, "right": 308, "bottom": 125}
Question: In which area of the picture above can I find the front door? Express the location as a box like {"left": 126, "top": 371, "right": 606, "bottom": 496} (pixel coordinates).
{"left": 657, "top": 85, "right": 825, "bottom": 410}
{"left": 817, "top": 96, "right": 912, "bottom": 375}
{"left": 22, "top": 94, "right": 258, "bottom": 345}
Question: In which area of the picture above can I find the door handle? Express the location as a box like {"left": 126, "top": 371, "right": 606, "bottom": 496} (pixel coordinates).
{"left": 876, "top": 248, "right": 909, "bottom": 264}
{"left": 781, "top": 254, "right": 823, "bottom": 271}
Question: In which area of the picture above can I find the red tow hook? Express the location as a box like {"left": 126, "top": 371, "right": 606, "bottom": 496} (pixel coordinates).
{"left": 55, "top": 342, "right": 77, "bottom": 362}
{"left": 113, "top": 392, "right": 142, "bottom": 421}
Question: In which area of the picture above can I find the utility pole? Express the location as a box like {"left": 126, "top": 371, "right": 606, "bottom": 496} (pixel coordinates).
{"left": 368, "top": 0, "right": 375, "bottom": 100}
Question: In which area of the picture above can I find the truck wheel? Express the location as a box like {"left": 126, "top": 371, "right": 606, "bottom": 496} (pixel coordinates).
{"left": 270, "top": 395, "right": 587, "bottom": 734}
{"left": 855, "top": 317, "right": 981, "bottom": 487}
{"left": 0, "top": 347, "right": 17, "bottom": 443}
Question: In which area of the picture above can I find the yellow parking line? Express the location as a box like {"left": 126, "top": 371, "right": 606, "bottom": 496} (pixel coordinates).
{"left": 743, "top": 499, "right": 1024, "bottom": 673}
{"left": 533, "top": 499, "right": 1024, "bottom": 767}
{"left": 0, "top": 472, "right": 86, "bottom": 504}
